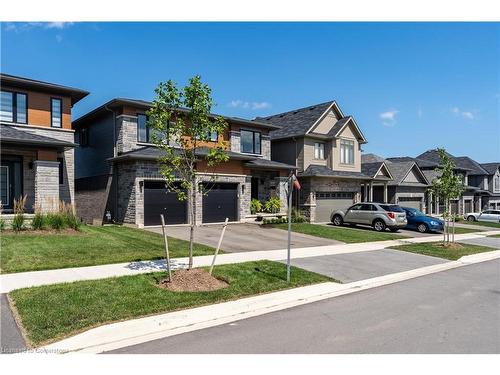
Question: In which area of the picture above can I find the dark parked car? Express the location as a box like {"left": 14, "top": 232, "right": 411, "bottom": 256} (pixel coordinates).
{"left": 401, "top": 207, "right": 444, "bottom": 233}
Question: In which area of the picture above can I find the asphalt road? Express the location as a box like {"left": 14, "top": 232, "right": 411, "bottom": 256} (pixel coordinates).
{"left": 109, "top": 259, "right": 500, "bottom": 354}
{"left": 0, "top": 294, "right": 26, "bottom": 354}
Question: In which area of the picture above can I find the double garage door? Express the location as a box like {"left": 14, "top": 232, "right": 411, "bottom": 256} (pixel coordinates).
{"left": 143, "top": 181, "right": 238, "bottom": 226}
{"left": 315, "top": 192, "right": 355, "bottom": 223}
{"left": 398, "top": 197, "right": 422, "bottom": 210}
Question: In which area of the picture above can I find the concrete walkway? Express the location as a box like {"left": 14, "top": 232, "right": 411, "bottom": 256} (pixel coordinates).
{"left": 1, "top": 230, "right": 499, "bottom": 293}
{"left": 40, "top": 250, "right": 500, "bottom": 353}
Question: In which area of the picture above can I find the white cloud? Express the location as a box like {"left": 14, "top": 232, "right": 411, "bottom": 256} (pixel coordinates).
{"left": 228, "top": 100, "right": 271, "bottom": 110}
{"left": 379, "top": 109, "right": 399, "bottom": 127}
{"left": 451, "top": 106, "right": 475, "bottom": 120}
{"left": 3, "top": 22, "right": 74, "bottom": 32}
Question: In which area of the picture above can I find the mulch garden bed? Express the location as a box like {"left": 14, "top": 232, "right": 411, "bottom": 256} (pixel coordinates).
{"left": 158, "top": 268, "right": 229, "bottom": 292}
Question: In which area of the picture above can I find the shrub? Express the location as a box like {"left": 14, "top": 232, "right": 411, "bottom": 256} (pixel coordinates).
{"left": 0, "top": 218, "right": 5, "bottom": 231}
{"left": 12, "top": 195, "right": 27, "bottom": 232}
{"left": 264, "top": 197, "right": 281, "bottom": 214}
{"left": 46, "top": 213, "right": 65, "bottom": 230}
{"left": 291, "top": 207, "right": 306, "bottom": 223}
{"left": 250, "top": 199, "right": 262, "bottom": 215}
{"left": 31, "top": 212, "right": 46, "bottom": 230}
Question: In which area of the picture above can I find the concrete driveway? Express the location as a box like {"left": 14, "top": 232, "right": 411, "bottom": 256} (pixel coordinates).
{"left": 282, "top": 249, "right": 448, "bottom": 283}
{"left": 459, "top": 236, "right": 500, "bottom": 249}
{"left": 146, "top": 223, "right": 337, "bottom": 252}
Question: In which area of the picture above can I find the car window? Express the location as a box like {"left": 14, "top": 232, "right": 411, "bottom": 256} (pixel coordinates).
{"left": 359, "top": 204, "right": 373, "bottom": 211}
{"left": 493, "top": 211, "right": 500, "bottom": 215}
{"left": 380, "top": 204, "right": 405, "bottom": 213}
{"left": 348, "top": 204, "right": 362, "bottom": 211}
{"left": 482, "top": 210, "right": 492, "bottom": 214}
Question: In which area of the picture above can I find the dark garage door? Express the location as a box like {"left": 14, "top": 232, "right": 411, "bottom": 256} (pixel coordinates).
{"left": 202, "top": 183, "right": 238, "bottom": 223}
{"left": 144, "top": 181, "right": 187, "bottom": 226}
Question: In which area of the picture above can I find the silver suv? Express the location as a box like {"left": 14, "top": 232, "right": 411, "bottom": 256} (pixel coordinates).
{"left": 331, "top": 202, "right": 407, "bottom": 232}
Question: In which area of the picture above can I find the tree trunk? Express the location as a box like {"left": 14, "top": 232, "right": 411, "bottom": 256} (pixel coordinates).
{"left": 188, "top": 176, "right": 196, "bottom": 269}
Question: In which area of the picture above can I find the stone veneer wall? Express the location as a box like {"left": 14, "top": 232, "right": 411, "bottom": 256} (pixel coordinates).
{"left": 115, "top": 160, "right": 252, "bottom": 227}
{"left": 298, "top": 177, "right": 363, "bottom": 223}
{"left": 229, "top": 130, "right": 271, "bottom": 160}
{"left": 34, "top": 160, "right": 60, "bottom": 211}
{"left": 116, "top": 115, "right": 140, "bottom": 154}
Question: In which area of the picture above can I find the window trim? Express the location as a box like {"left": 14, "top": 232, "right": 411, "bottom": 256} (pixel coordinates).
{"left": 340, "top": 138, "right": 355, "bottom": 165}
{"left": 137, "top": 113, "right": 150, "bottom": 143}
{"left": 50, "top": 97, "right": 62, "bottom": 128}
{"left": 494, "top": 175, "right": 500, "bottom": 193}
{"left": 314, "top": 142, "right": 325, "bottom": 160}
{"left": 0, "top": 90, "right": 28, "bottom": 124}
{"left": 240, "top": 129, "right": 262, "bottom": 155}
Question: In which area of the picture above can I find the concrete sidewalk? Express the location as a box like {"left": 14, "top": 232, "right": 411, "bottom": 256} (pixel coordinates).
{"left": 40, "top": 250, "right": 500, "bottom": 354}
{"left": 1, "top": 230, "right": 499, "bottom": 293}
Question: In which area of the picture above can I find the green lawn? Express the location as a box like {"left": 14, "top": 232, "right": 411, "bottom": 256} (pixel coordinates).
{"left": 489, "top": 234, "right": 500, "bottom": 238}
{"left": 9, "top": 260, "right": 334, "bottom": 346}
{"left": 457, "top": 219, "right": 500, "bottom": 229}
{"left": 450, "top": 227, "right": 482, "bottom": 234}
{"left": 391, "top": 242, "right": 495, "bottom": 260}
{"left": 0, "top": 225, "right": 216, "bottom": 274}
{"left": 271, "top": 223, "right": 405, "bottom": 243}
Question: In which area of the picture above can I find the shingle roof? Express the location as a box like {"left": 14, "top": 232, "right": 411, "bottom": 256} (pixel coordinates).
{"left": 244, "top": 158, "right": 296, "bottom": 170}
{"left": 326, "top": 117, "right": 351, "bottom": 137}
{"left": 385, "top": 161, "right": 416, "bottom": 185}
{"left": 454, "top": 156, "right": 489, "bottom": 175}
{"left": 386, "top": 156, "right": 439, "bottom": 168}
{"left": 0, "top": 125, "right": 76, "bottom": 148}
{"left": 361, "top": 162, "right": 384, "bottom": 178}
{"left": 109, "top": 146, "right": 257, "bottom": 162}
{"left": 422, "top": 169, "right": 441, "bottom": 183}
{"left": 255, "top": 101, "right": 334, "bottom": 140}
{"left": 481, "top": 163, "right": 500, "bottom": 175}
{"left": 299, "top": 164, "right": 371, "bottom": 179}
{"left": 417, "top": 149, "right": 473, "bottom": 171}
{"left": 361, "top": 153, "right": 386, "bottom": 163}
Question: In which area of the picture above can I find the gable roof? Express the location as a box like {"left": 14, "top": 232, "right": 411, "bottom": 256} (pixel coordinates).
{"left": 362, "top": 153, "right": 386, "bottom": 163}
{"left": 385, "top": 160, "right": 429, "bottom": 186}
{"left": 361, "top": 161, "right": 393, "bottom": 180}
{"left": 386, "top": 156, "right": 439, "bottom": 169}
{"left": 481, "top": 163, "right": 500, "bottom": 175}
{"left": 256, "top": 101, "right": 334, "bottom": 140}
{"left": 454, "top": 156, "right": 489, "bottom": 175}
{"left": 417, "top": 149, "right": 474, "bottom": 171}
{"left": 73, "top": 98, "right": 279, "bottom": 130}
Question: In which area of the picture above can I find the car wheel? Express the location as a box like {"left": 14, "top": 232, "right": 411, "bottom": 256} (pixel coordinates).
{"left": 467, "top": 215, "right": 476, "bottom": 222}
{"left": 332, "top": 215, "right": 343, "bottom": 226}
{"left": 373, "top": 220, "right": 386, "bottom": 232}
{"left": 417, "top": 223, "right": 428, "bottom": 233}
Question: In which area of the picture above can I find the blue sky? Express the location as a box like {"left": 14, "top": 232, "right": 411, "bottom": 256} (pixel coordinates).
{"left": 1, "top": 22, "right": 499, "bottom": 162}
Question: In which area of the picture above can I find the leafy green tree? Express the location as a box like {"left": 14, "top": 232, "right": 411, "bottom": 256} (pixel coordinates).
{"left": 428, "top": 148, "right": 465, "bottom": 245}
{"left": 147, "top": 75, "right": 229, "bottom": 268}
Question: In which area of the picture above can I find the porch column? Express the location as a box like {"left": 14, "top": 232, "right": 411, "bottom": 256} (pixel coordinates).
{"left": 436, "top": 195, "right": 439, "bottom": 215}
{"left": 34, "top": 160, "right": 60, "bottom": 212}
{"left": 363, "top": 183, "right": 368, "bottom": 202}
{"left": 369, "top": 182, "right": 373, "bottom": 202}
{"left": 428, "top": 192, "right": 433, "bottom": 214}
{"left": 478, "top": 196, "right": 482, "bottom": 212}
{"left": 383, "top": 183, "right": 388, "bottom": 203}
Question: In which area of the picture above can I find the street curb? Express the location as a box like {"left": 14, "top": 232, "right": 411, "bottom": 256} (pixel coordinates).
{"left": 39, "top": 250, "right": 500, "bottom": 354}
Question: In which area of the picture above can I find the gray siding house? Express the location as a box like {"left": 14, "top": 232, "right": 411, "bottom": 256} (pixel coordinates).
{"left": 73, "top": 98, "right": 294, "bottom": 227}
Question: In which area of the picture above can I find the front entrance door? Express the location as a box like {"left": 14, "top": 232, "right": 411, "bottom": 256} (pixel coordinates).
{"left": 0, "top": 156, "right": 23, "bottom": 210}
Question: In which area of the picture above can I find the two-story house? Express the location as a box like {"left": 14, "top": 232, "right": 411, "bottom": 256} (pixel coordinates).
{"left": 73, "top": 98, "right": 294, "bottom": 227}
{"left": 480, "top": 163, "right": 500, "bottom": 210}
{"left": 0, "top": 73, "right": 88, "bottom": 213}
{"left": 257, "top": 101, "right": 373, "bottom": 222}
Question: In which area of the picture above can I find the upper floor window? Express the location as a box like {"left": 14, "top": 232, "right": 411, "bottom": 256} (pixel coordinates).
{"left": 241, "top": 129, "right": 261, "bottom": 154}
{"left": 1, "top": 91, "right": 27, "bottom": 124}
{"left": 340, "top": 139, "right": 354, "bottom": 165}
{"left": 314, "top": 142, "right": 325, "bottom": 159}
{"left": 494, "top": 175, "right": 500, "bottom": 192}
{"left": 137, "top": 114, "right": 150, "bottom": 143}
{"left": 51, "top": 98, "right": 62, "bottom": 128}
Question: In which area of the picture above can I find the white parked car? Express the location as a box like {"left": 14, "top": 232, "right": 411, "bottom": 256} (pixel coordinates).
{"left": 465, "top": 210, "right": 500, "bottom": 223}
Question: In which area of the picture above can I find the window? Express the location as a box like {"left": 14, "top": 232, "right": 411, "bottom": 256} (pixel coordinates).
{"left": 240, "top": 130, "right": 261, "bottom": 154}
{"left": 137, "top": 114, "right": 149, "bottom": 143}
{"left": 1, "top": 91, "right": 27, "bottom": 123}
{"left": 79, "top": 127, "right": 89, "bottom": 147}
{"left": 494, "top": 175, "right": 500, "bottom": 192}
{"left": 340, "top": 139, "right": 355, "bottom": 165}
{"left": 58, "top": 158, "right": 64, "bottom": 185}
{"left": 51, "top": 98, "right": 62, "bottom": 128}
{"left": 209, "top": 131, "right": 218, "bottom": 142}
{"left": 314, "top": 142, "right": 325, "bottom": 159}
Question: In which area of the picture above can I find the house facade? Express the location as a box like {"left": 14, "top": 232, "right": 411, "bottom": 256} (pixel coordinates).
{"left": 0, "top": 73, "right": 88, "bottom": 213}
{"left": 480, "top": 163, "right": 500, "bottom": 210}
{"left": 362, "top": 154, "right": 430, "bottom": 212}
{"left": 260, "top": 101, "right": 373, "bottom": 222}
{"left": 73, "top": 98, "right": 294, "bottom": 227}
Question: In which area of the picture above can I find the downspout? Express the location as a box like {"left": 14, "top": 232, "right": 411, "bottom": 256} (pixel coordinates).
{"left": 104, "top": 104, "right": 118, "bottom": 222}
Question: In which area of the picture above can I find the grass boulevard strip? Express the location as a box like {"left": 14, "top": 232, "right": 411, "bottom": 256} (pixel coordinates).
{"left": 391, "top": 242, "right": 496, "bottom": 260}
{"left": 9, "top": 260, "right": 334, "bottom": 347}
